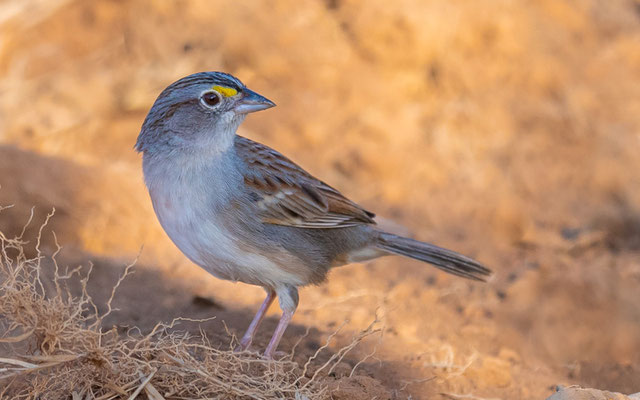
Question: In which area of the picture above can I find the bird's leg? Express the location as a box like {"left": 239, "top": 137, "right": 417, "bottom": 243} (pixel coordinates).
{"left": 236, "top": 289, "right": 275, "bottom": 351}
{"left": 263, "top": 309, "right": 294, "bottom": 359}
{"left": 263, "top": 285, "right": 299, "bottom": 359}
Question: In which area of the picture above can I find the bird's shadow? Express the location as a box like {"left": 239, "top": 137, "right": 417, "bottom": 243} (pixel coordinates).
{"left": 57, "top": 253, "right": 377, "bottom": 371}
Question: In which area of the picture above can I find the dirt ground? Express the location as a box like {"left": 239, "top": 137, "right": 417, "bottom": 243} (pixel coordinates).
{"left": 1, "top": 0, "right": 639, "bottom": 398}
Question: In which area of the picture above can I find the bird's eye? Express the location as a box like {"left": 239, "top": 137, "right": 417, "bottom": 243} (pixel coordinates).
{"left": 201, "top": 91, "right": 221, "bottom": 108}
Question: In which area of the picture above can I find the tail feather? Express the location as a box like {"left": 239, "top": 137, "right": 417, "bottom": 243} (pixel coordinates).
{"left": 376, "top": 232, "right": 491, "bottom": 281}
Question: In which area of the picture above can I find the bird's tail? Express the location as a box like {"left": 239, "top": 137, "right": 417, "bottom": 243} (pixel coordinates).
{"left": 375, "top": 232, "right": 491, "bottom": 281}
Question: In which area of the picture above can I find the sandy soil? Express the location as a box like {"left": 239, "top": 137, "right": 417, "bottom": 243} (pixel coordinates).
{"left": 1, "top": 0, "right": 639, "bottom": 398}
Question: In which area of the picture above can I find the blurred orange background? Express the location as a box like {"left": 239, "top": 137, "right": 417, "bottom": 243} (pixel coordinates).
{"left": 0, "top": 1, "right": 639, "bottom": 398}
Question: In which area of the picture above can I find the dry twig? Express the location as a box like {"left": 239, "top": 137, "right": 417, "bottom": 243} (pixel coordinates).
{"left": 0, "top": 209, "right": 381, "bottom": 399}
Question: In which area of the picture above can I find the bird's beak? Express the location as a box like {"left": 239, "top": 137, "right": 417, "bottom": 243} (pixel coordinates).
{"left": 234, "top": 88, "right": 276, "bottom": 114}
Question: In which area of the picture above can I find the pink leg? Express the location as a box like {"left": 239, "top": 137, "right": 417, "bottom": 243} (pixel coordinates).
{"left": 263, "top": 309, "right": 294, "bottom": 359}
{"left": 236, "top": 290, "right": 275, "bottom": 351}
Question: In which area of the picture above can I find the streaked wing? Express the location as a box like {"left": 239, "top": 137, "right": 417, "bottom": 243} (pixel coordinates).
{"left": 235, "top": 136, "right": 376, "bottom": 228}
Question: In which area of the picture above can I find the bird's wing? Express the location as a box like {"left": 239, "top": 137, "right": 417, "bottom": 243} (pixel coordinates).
{"left": 235, "top": 136, "right": 376, "bottom": 229}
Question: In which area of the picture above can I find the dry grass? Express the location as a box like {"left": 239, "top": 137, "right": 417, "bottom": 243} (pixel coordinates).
{"left": 0, "top": 211, "right": 380, "bottom": 399}
{"left": 1, "top": 1, "right": 639, "bottom": 397}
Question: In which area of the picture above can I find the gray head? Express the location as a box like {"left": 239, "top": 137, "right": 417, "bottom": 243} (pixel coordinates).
{"left": 135, "top": 72, "right": 275, "bottom": 155}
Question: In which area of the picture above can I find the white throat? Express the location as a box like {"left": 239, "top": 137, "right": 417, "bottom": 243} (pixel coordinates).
{"left": 205, "top": 111, "right": 245, "bottom": 154}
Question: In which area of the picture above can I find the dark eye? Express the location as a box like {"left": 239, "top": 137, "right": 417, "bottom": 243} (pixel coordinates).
{"left": 201, "top": 91, "right": 221, "bottom": 107}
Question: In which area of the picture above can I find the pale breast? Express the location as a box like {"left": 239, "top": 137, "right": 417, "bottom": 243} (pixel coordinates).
{"left": 144, "top": 155, "right": 309, "bottom": 289}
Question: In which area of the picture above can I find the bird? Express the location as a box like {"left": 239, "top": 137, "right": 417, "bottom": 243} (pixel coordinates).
{"left": 135, "top": 71, "right": 491, "bottom": 359}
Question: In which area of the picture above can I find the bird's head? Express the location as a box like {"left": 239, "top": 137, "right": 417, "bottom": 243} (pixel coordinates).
{"left": 135, "top": 71, "right": 275, "bottom": 155}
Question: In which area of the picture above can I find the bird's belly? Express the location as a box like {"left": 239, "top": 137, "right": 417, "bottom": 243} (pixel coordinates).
{"left": 150, "top": 190, "right": 306, "bottom": 288}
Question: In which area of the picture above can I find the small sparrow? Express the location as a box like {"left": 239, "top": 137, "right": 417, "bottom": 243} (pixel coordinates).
{"left": 136, "top": 72, "right": 490, "bottom": 358}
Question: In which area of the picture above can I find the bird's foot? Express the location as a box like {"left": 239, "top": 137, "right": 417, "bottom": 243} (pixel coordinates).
{"left": 234, "top": 341, "right": 253, "bottom": 353}
{"left": 261, "top": 350, "right": 289, "bottom": 361}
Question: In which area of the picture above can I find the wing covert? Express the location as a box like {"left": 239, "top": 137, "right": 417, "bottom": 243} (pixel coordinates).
{"left": 235, "top": 136, "right": 375, "bottom": 229}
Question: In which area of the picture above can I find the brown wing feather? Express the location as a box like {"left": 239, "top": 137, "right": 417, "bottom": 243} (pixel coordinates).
{"left": 235, "top": 136, "right": 376, "bottom": 228}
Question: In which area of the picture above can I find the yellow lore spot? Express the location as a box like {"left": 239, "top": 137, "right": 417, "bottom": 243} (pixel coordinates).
{"left": 212, "top": 85, "right": 238, "bottom": 97}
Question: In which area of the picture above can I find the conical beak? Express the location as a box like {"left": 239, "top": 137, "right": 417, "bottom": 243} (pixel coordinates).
{"left": 234, "top": 88, "right": 276, "bottom": 114}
